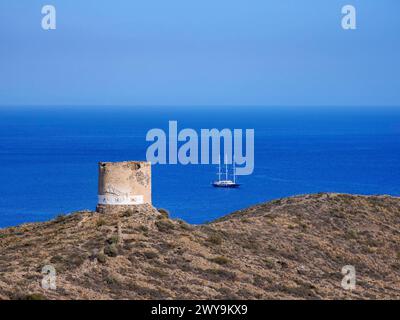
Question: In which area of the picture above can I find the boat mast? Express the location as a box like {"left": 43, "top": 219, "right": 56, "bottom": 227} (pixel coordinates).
{"left": 217, "top": 155, "right": 222, "bottom": 182}
{"left": 225, "top": 154, "right": 228, "bottom": 181}
{"left": 233, "top": 155, "right": 236, "bottom": 184}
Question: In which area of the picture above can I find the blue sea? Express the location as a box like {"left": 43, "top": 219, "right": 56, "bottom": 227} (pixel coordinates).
{"left": 0, "top": 106, "right": 399, "bottom": 228}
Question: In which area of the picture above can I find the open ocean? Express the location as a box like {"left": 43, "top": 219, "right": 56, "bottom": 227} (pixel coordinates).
{"left": 0, "top": 106, "right": 399, "bottom": 227}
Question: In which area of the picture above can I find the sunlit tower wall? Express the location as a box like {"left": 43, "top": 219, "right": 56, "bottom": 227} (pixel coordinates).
{"left": 96, "top": 161, "right": 152, "bottom": 213}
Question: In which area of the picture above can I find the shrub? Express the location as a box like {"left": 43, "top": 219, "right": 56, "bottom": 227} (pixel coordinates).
{"left": 143, "top": 250, "right": 159, "bottom": 260}
{"left": 137, "top": 225, "right": 149, "bottom": 233}
{"left": 106, "top": 235, "right": 119, "bottom": 245}
{"left": 176, "top": 219, "right": 193, "bottom": 231}
{"left": 203, "top": 268, "right": 237, "bottom": 282}
{"left": 97, "top": 253, "right": 107, "bottom": 264}
{"left": 209, "top": 256, "right": 230, "bottom": 265}
{"left": 23, "top": 293, "right": 47, "bottom": 300}
{"left": 68, "top": 252, "right": 87, "bottom": 268}
{"left": 50, "top": 255, "right": 64, "bottom": 264}
{"left": 346, "top": 230, "right": 359, "bottom": 240}
{"left": 122, "top": 209, "right": 135, "bottom": 217}
{"left": 157, "top": 241, "right": 176, "bottom": 253}
{"left": 263, "top": 257, "right": 275, "bottom": 268}
{"left": 127, "top": 282, "right": 169, "bottom": 299}
{"left": 104, "top": 244, "right": 118, "bottom": 257}
{"left": 158, "top": 208, "right": 170, "bottom": 219}
{"left": 242, "top": 240, "right": 259, "bottom": 251}
{"left": 363, "top": 246, "right": 377, "bottom": 254}
{"left": 206, "top": 234, "right": 222, "bottom": 245}
{"left": 253, "top": 275, "right": 266, "bottom": 288}
{"left": 105, "top": 275, "right": 119, "bottom": 286}
{"left": 148, "top": 267, "right": 168, "bottom": 278}
{"left": 50, "top": 251, "right": 87, "bottom": 270}
{"left": 55, "top": 214, "right": 67, "bottom": 223}
{"left": 96, "top": 218, "right": 106, "bottom": 227}
{"left": 155, "top": 220, "right": 174, "bottom": 233}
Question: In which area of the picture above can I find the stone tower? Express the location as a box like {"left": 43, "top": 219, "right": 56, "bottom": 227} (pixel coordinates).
{"left": 96, "top": 161, "right": 151, "bottom": 214}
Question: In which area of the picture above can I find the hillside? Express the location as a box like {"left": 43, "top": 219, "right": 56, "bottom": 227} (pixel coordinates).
{"left": 0, "top": 193, "right": 400, "bottom": 300}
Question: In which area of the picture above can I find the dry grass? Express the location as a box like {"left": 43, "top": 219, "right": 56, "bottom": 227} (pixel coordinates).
{"left": 1, "top": 194, "right": 400, "bottom": 300}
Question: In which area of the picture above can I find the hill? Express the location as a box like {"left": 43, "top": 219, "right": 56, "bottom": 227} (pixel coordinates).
{"left": 0, "top": 193, "right": 399, "bottom": 300}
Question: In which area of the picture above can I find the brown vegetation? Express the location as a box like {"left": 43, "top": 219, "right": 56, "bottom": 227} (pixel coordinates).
{"left": 0, "top": 193, "right": 400, "bottom": 300}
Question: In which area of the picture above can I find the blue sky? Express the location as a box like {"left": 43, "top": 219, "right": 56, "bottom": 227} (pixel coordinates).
{"left": 0, "top": 0, "right": 399, "bottom": 107}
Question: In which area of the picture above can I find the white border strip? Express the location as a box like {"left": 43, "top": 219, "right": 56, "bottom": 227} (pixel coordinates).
{"left": 98, "top": 194, "right": 144, "bottom": 205}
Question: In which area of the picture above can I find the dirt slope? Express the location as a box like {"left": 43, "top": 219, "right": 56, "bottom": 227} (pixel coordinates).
{"left": 0, "top": 193, "right": 399, "bottom": 300}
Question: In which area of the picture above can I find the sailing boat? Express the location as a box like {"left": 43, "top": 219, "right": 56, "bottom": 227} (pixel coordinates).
{"left": 212, "top": 155, "right": 240, "bottom": 188}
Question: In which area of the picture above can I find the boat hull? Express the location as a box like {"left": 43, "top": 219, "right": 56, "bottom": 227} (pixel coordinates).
{"left": 212, "top": 183, "right": 240, "bottom": 188}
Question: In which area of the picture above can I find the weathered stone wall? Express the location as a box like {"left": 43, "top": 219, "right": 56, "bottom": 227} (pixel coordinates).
{"left": 96, "top": 161, "right": 151, "bottom": 213}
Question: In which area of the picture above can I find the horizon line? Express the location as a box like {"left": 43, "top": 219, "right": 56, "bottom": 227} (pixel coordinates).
{"left": 1, "top": 105, "right": 400, "bottom": 109}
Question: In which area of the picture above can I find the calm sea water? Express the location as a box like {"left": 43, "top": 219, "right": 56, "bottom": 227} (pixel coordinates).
{"left": 0, "top": 106, "right": 399, "bottom": 227}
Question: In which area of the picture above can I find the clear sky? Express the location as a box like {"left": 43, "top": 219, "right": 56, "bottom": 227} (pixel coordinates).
{"left": 0, "top": 0, "right": 399, "bottom": 107}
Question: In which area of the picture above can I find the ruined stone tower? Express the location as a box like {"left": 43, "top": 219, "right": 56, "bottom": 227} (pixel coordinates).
{"left": 96, "top": 161, "right": 151, "bottom": 214}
